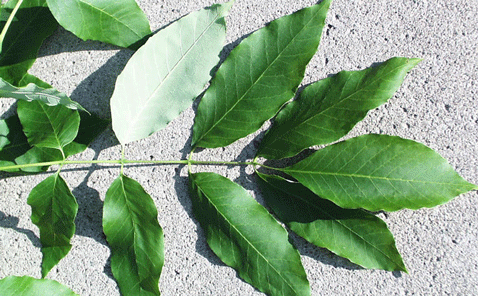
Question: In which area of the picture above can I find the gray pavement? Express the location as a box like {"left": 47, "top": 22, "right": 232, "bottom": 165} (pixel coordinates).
{"left": 1, "top": 0, "right": 477, "bottom": 295}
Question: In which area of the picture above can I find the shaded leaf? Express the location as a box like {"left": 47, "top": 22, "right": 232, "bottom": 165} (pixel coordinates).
{"left": 257, "top": 172, "right": 406, "bottom": 271}
{"left": 103, "top": 174, "right": 164, "bottom": 296}
{"left": 27, "top": 172, "right": 78, "bottom": 277}
{"left": 17, "top": 100, "right": 80, "bottom": 151}
{"left": 0, "top": 0, "right": 58, "bottom": 85}
{"left": 283, "top": 134, "right": 478, "bottom": 212}
{"left": 0, "top": 111, "right": 109, "bottom": 172}
{"left": 0, "top": 276, "right": 78, "bottom": 296}
{"left": 45, "top": 0, "right": 151, "bottom": 48}
{"left": 111, "top": 1, "right": 233, "bottom": 145}
{"left": 189, "top": 172, "right": 310, "bottom": 296}
{"left": 192, "top": 0, "right": 332, "bottom": 148}
{"left": 258, "top": 57, "right": 421, "bottom": 159}
{"left": 0, "top": 77, "right": 86, "bottom": 111}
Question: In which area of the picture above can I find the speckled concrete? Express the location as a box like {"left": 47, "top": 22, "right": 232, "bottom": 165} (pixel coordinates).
{"left": 1, "top": 0, "right": 477, "bottom": 295}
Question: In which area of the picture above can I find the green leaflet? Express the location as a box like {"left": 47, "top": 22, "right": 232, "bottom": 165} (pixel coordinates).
{"left": 45, "top": 0, "right": 151, "bottom": 48}
{"left": 0, "top": 111, "right": 109, "bottom": 172}
{"left": 0, "top": 77, "right": 86, "bottom": 111}
{"left": 283, "top": 134, "right": 478, "bottom": 212}
{"left": 0, "top": 0, "right": 58, "bottom": 85}
{"left": 103, "top": 174, "right": 164, "bottom": 296}
{"left": 189, "top": 172, "right": 310, "bottom": 296}
{"left": 192, "top": 0, "right": 332, "bottom": 149}
{"left": 17, "top": 100, "right": 80, "bottom": 152}
{"left": 256, "top": 172, "right": 406, "bottom": 272}
{"left": 0, "top": 276, "right": 78, "bottom": 296}
{"left": 27, "top": 172, "right": 78, "bottom": 277}
{"left": 111, "top": 1, "right": 233, "bottom": 145}
{"left": 257, "top": 57, "right": 422, "bottom": 159}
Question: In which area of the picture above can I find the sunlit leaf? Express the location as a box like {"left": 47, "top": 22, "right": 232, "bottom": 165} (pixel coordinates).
{"left": 258, "top": 57, "right": 421, "bottom": 159}
{"left": 0, "top": 276, "right": 78, "bottom": 296}
{"left": 0, "top": 111, "right": 108, "bottom": 172}
{"left": 0, "top": 0, "right": 58, "bottom": 85}
{"left": 111, "top": 1, "right": 233, "bottom": 145}
{"left": 283, "top": 134, "right": 478, "bottom": 212}
{"left": 192, "top": 0, "right": 332, "bottom": 148}
{"left": 45, "top": 0, "right": 151, "bottom": 48}
{"left": 27, "top": 172, "right": 78, "bottom": 277}
{"left": 17, "top": 100, "right": 80, "bottom": 152}
{"left": 189, "top": 172, "right": 310, "bottom": 296}
{"left": 257, "top": 172, "right": 406, "bottom": 271}
{"left": 0, "top": 77, "right": 86, "bottom": 111}
{"left": 103, "top": 174, "right": 164, "bottom": 295}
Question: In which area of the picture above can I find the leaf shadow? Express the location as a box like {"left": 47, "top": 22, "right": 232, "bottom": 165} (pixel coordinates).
{"left": 0, "top": 210, "right": 41, "bottom": 248}
{"left": 37, "top": 27, "right": 121, "bottom": 58}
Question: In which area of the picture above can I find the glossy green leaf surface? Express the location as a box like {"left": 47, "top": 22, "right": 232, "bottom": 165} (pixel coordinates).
{"left": 111, "top": 1, "right": 232, "bottom": 145}
{"left": 256, "top": 172, "right": 406, "bottom": 271}
{"left": 45, "top": 0, "right": 150, "bottom": 48}
{"left": 0, "top": 111, "right": 108, "bottom": 172}
{"left": 0, "top": 276, "right": 78, "bottom": 296}
{"left": 284, "top": 134, "right": 478, "bottom": 212}
{"left": 103, "top": 174, "right": 164, "bottom": 296}
{"left": 192, "top": 0, "right": 331, "bottom": 148}
{"left": 189, "top": 172, "right": 310, "bottom": 296}
{"left": 27, "top": 172, "right": 78, "bottom": 277}
{"left": 0, "top": 0, "right": 57, "bottom": 85}
{"left": 17, "top": 100, "right": 80, "bottom": 151}
{"left": 0, "top": 77, "right": 86, "bottom": 111}
{"left": 258, "top": 57, "right": 421, "bottom": 159}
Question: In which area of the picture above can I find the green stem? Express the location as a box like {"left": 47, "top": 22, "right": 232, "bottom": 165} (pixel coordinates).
{"left": 0, "top": 158, "right": 284, "bottom": 172}
{"left": 0, "top": 0, "right": 24, "bottom": 51}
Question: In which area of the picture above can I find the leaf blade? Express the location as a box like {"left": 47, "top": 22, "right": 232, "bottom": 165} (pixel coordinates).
{"left": 111, "top": 1, "right": 233, "bottom": 145}
{"left": 192, "top": 0, "right": 332, "bottom": 148}
{"left": 45, "top": 0, "right": 150, "bottom": 48}
{"left": 258, "top": 57, "right": 421, "bottom": 159}
{"left": 27, "top": 173, "right": 78, "bottom": 277}
{"left": 189, "top": 172, "right": 310, "bottom": 296}
{"left": 283, "top": 134, "right": 478, "bottom": 212}
{"left": 17, "top": 100, "right": 80, "bottom": 151}
{"left": 0, "top": 112, "right": 108, "bottom": 172}
{"left": 0, "top": 276, "right": 78, "bottom": 296}
{"left": 0, "top": 0, "right": 58, "bottom": 85}
{"left": 103, "top": 174, "right": 164, "bottom": 296}
{"left": 0, "top": 77, "right": 86, "bottom": 111}
{"left": 257, "top": 172, "right": 406, "bottom": 271}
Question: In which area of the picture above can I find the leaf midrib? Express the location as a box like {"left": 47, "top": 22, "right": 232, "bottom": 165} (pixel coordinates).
{"left": 194, "top": 4, "right": 327, "bottom": 146}
{"left": 260, "top": 174, "right": 404, "bottom": 269}
{"left": 118, "top": 175, "right": 144, "bottom": 290}
{"left": 123, "top": 8, "right": 222, "bottom": 139}
{"left": 194, "top": 177, "right": 301, "bottom": 295}
{"left": 285, "top": 168, "right": 471, "bottom": 187}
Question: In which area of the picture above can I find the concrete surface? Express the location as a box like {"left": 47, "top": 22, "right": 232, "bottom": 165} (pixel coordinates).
{"left": 1, "top": 0, "right": 477, "bottom": 295}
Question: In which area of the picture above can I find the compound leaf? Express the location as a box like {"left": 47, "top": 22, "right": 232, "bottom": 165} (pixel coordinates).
{"left": 258, "top": 57, "right": 421, "bottom": 159}
{"left": 189, "top": 172, "right": 310, "bottom": 296}
{"left": 17, "top": 100, "right": 80, "bottom": 151}
{"left": 0, "top": 276, "right": 78, "bottom": 296}
{"left": 0, "top": 77, "right": 86, "bottom": 111}
{"left": 257, "top": 172, "right": 406, "bottom": 271}
{"left": 0, "top": 0, "right": 57, "bottom": 85}
{"left": 192, "top": 0, "right": 332, "bottom": 148}
{"left": 103, "top": 174, "right": 164, "bottom": 296}
{"left": 27, "top": 172, "right": 78, "bottom": 277}
{"left": 283, "top": 134, "right": 478, "bottom": 212}
{"left": 45, "top": 0, "right": 150, "bottom": 48}
{"left": 111, "top": 1, "right": 233, "bottom": 145}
